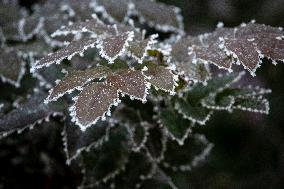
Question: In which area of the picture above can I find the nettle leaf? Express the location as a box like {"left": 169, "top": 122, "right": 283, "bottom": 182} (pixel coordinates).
{"left": 201, "top": 92, "right": 235, "bottom": 111}
{"left": 97, "top": 31, "right": 135, "bottom": 63}
{"left": 221, "top": 22, "right": 284, "bottom": 75}
{"left": 143, "top": 61, "right": 177, "bottom": 94}
{"left": 62, "top": 119, "right": 111, "bottom": 164}
{"left": 173, "top": 72, "right": 245, "bottom": 125}
{"left": 0, "top": 49, "right": 26, "bottom": 88}
{"left": 174, "top": 97, "right": 213, "bottom": 125}
{"left": 51, "top": 15, "right": 116, "bottom": 37}
{"left": 110, "top": 152, "right": 154, "bottom": 189}
{"left": 70, "top": 69, "right": 149, "bottom": 131}
{"left": 0, "top": 91, "right": 64, "bottom": 139}
{"left": 92, "top": 0, "right": 131, "bottom": 23}
{"left": 192, "top": 27, "right": 235, "bottom": 71}
{"left": 129, "top": 122, "right": 149, "bottom": 152}
{"left": 233, "top": 96, "right": 269, "bottom": 114}
{"left": 202, "top": 86, "right": 271, "bottom": 112}
{"left": 171, "top": 37, "right": 211, "bottom": 83}
{"left": 70, "top": 82, "right": 119, "bottom": 131}
{"left": 157, "top": 105, "right": 194, "bottom": 146}
{"left": 133, "top": 0, "right": 184, "bottom": 33}
{"left": 187, "top": 72, "right": 245, "bottom": 102}
{"left": 127, "top": 34, "right": 158, "bottom": 64}
{"left": 191, "top": 44, "right": 233, "bottom": 71}
{"left": 32, "top": 37, "right": 97, "bottom": 71}
{"left": 108, "top": 69, "right": 149, "bottom": 101}
{"left": 46, "top": 66, "right": 111, "bottom": 102}
{"left": 145, "top": 126, "right": 167, "bottom": 162}
{"left": 162, "top": 134, "right": 213, "bottom": 172}
{"left": 80, "top": 126, "right": 130, "bottom": 188}
{"left": 113, "top": 106, "right": 150, "bottom": 152}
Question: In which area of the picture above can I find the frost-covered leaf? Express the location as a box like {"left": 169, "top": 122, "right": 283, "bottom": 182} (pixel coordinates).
{"left": 113, "top": 106, "right": 150, "bottom": 152}
{"left": 158, "top": 105, "right": 194, "bottom": 145}
{"left": 202, "top": 86, "right": 271, "bottom": 111}
{"left": 171, "top": 37, "right": 211, "bottom": 83}
{"left": 70, "top": 82, "right": 119, "bottom": 131}
{"left": 145, "top": 126, "right": 167, "bottom": 162}
{"left": 191, "top": 44, "right": 233, "bottom": 71}
{"left": 143, "top": 61, "right": 177, "bottom": 94}
{"left": 224, "top": 38, "right": 260, "bottom": 73}
{"left": 46, "top": 66, "right": 111, "bottom": 102}
{"left": 92, "top": 0, "right": 131, "bottom": 23}
{"left": 110, "top": 152, "right": 154, "bottom": 189}
{"left": 187, "top": 72, "right": 245, "bottom": 102}
{"left": 127, "top": 34, "right": 158, "bottom": 63}
{"left": 173, "top": 72, "right": 245, "bottom": 124}
{"left": 62, "top": 119, "right": 111, "bottom": 164}
{"left": 97, "top": 31, "right": 134, "bottom": 63}
{"left": 201, "top": 92, "right": 235, "bottom": 111}
{"left": 108, "top": 69, "right": 149, "bottom": 101}
{"left": 133, "top": 0, "right": 184, "bottom": 33}
{"left": 228, "top": 86, "right": 272, "bottom": 97}
{"left": 233, "top": 96, "right": 269, "bottom": 114}
{"left": 174, "top": 96, "right": 213, "bottom": 125}
{"left": 163, "top": 134, "right": 213, "bottom": 172}
{"left": 222, "top": 23, "right": 284, "bottom": 75}
{"left": 0, "top": 49, "right": 26, "bottom": 87}
{"left": 177, "top": 30, "right": 234, "bottom": 71}
{"left": 235, "top": 23, "right": 283, "bottom": 37}
{"left": 80, "top": 126, "right": 130, "bottom": 187}
{"left": 0, "top": 91, "right": 64, "bottom": 139}
{"left": 70, "top": 69, "right": 149, "bottom": 130}
{"left": 32, "top": 37, "right": 97, "bottom": 71}
{"left": 51, "top": 15, "right": 116, "bottom": 37}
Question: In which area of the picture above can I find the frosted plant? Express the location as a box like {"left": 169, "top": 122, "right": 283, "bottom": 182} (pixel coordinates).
{"left": 0, "top": 0, "right": 283, "bottom": 188}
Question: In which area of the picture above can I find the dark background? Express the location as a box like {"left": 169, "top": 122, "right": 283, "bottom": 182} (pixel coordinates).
{"left": 1, "top": 0, "right": 284, "bottom": 188}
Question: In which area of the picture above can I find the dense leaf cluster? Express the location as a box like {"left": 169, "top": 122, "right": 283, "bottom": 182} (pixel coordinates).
{"left": 0, "top": 0, "right": 283, "bottom": 188}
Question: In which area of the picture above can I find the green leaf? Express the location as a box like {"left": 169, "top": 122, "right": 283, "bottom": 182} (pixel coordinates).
{"left": 233, "top": 96, "right": 269, "bottom": 114}
{"left": 163, "top": 134, "right": 213, "bottom": 172}
{"left": 81, "top": 126, "right": 130, "bottom": 187}
{"left": 174, "top": 97, "right": 213, "bottom": 125}
{"left": 158, "top": 106, "right": 194, "bottom": 145}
